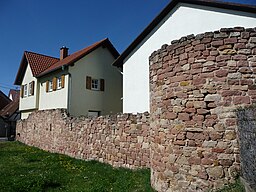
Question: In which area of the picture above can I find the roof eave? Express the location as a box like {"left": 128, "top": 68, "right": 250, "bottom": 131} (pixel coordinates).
{"left": 14, "top": 53, "right": 27, "bottom": 85}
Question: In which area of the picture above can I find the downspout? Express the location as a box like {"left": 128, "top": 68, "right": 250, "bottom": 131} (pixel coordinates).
{"left": 67, "top": 73, "right": 72, "bottom": 115}
{"left": 62, "top": 65, "right": 71, "bottom": 115}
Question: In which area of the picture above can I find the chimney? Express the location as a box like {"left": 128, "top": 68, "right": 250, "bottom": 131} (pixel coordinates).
{"left": 60, "top": 46, "right": 69, "bottom": 60}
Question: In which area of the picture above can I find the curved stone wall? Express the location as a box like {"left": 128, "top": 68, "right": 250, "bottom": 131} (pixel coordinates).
{"left": 149, "top": 27, "right": 256, "bottom": 191}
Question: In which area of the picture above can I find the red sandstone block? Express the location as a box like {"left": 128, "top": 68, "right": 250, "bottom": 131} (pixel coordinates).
{"left": 191, "top": 63, "right": 203, "bottom": 69}
{"left": 178, "top": 113, "right": 190, "bottom": 121}
{"left": 220, "top": 159, "right": 233, "bottom": 166}
{"left": 188, "top": 140, "right": 196, "bottom": 147}
{"left": 177, "top": 132, "right": 186, "bottom": 140}
{"left": 186, "top": 132, "right": 194, "bottom": 140}
{"left": 206, "top": 56, "right": 216, "bottom": 61}
{"left": 224, "top": 38, "right": 238, "bottom": 44}
{"left": 197, "top": 109, "right": 209, "bottom": 115}
{"left": 201, "top": 158, "right": 213, "bottom": 165}
{"left": 184, "top": 108, "right": 196, "bottom": 113}
{"left": 169, "top": 58, "right": 179, "bottom": 65}
{"left": 193, "top": 77, "right": 206, "bottom": 85}
{"left": 203, "top": 50, "right": 210, "bottom": 56}
{"left": 198, "top": 170, "right": 209, "bottom": 180}
{"left": 194, "top": 44, "right": 206, "bottom": 51}
{"left": 166, "top": 112, "right": 177, "bottom": 120}
{"left": 221, "top": 90, "right": 242, "bottom": 97}
{"left": 186, "top": 101, "right": 194, "bottom": 108}
{"left": 241, "top": 79, "right": 253, "bottom": 85}
{"left": 176, "top": 92, "right": 188, "bottom": 99}
{"left": 248, "top": 90, "right": 256, "bottom": 95}
{"left": 216, "top": 55, "right": 231, "bottom": 62}
{"left": 210, "top": 51, "right": 219, "bottom": 56}
{"left": 209, "top": 132, "right": 223, "bottom": 141}
{"left": 226, "top": 118, "right": 237, "bottom": 127}
{"left": 193, "top": 115, "right": 204, "bottom": 121}
{"left": 190, "top": 68, "right": 202, "bottom": 75}
{"left": 237, "top": 60, "right": 249, "bottom": 67}
{"left": 211, "top": 40, "right": 223, "bottom": 46}
{"left": 205, "top": 118, "right": 217, "bottom": 127}
{"left": 233, "top": 96, "right": 250, "bottom": 105}
{"left": 241, "top": 32, "right": 250, "bottom": 39}
{"left": 239, "top": 67, "right": 252, "bottom": 73}
{"left": 233, "top": 54, "right": 247, "bottom": 60}
{"left": 215, "top": 69, "right": 228, "bottom": 77}
{"left": 194, "top": 133, "right": 207, "bottom": 140}
{"left": 201, "top": 72, "right": 214, "bottom": 78}
{"left": 234, "top": 43, "right": 246, "bottom": 49}
{"left": 188, "top": 157, "right": 201, "bottom": 165}
{"left": 179, "top": 53, "right": 188, "bottom": 60}
{"left": 212, "top": 148, "right": 225, "bottom": 153}
{"left": 201, "top": 38, "right": 212, "bottom": 44}
{"left": 227, "top": 80, "right": 239, "bottom": 85}
{"left": 173, "top": 140, "right": 186, "bottom": 146}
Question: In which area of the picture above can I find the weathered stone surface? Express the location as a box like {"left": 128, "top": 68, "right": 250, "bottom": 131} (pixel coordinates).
{"left": 16, "top": 109, "right": 151, "bottom": 169}
{"left": 206, "top": 166, "right": 224, "bottom": 179}
{"left": 18, "top": 27, "right": 256, "bottom": 192}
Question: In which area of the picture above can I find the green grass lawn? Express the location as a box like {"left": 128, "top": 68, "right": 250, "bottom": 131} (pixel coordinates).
{"left": 0, "top": 141, "right": 154, "bottom": 192}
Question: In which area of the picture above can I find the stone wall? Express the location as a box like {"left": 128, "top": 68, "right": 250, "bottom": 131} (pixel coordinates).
{"left": 149, "top": 27, "right": 256, "bottom": 191}
{"left": 16, "top": 27, "right": 256, "bottom": 192}
{"left": 16, "top": 109, "right": 150, "bottom": 168}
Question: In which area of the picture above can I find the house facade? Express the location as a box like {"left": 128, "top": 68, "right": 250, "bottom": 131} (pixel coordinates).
{"left": 15, "top": 39, "right": 122, "bottom": 119}
{"left": 113, "top": 0, "right": 256, "bottom": 113}
{"left": 0, "top": 90, "right": 20, "bottom": 138}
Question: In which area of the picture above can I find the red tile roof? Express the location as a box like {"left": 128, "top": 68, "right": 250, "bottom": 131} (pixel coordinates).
{"left": 25, "top": 51, "right": 59, "bottom": 76}
{"left": 14, "top": 51, "right": 59, "bottom": 85}
{"left": 0, "top": 90, "right": 11, "bottom": 110}
{"left": 0, "top": 100, "right": 19, "bottom": 118}
{"left": 15, "top": 38, "right": 119, "bottom": 84}
{"left": 38, "top": 38, "right": 119, "bottom": 77}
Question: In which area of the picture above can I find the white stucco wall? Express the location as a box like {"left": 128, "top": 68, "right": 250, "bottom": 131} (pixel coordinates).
{"left": 69, "top": 46, "right": 122, "bottom": 116}
{"left": 19, "top": 64, "right": 39, "bottom": 118}
{"left": 123, "top": 3, "right": 256, "bottom": 113}
{"left": 38, "top": 70, "right": 69, "bottom": 110}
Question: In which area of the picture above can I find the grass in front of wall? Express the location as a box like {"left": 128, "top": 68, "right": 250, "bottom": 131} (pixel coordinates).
{"left": 0, "top": 141, "right": 154, "bottom": 192}
{"left": 217, "top": 179, "right": 245, "bottom": 192}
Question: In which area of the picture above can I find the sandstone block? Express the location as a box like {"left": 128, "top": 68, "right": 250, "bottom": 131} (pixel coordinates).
{"left": 206, "top": 166, "right": 224, "bottom": 179}
{"left": 204, "top": 94, "right": 221, "bottom": 102}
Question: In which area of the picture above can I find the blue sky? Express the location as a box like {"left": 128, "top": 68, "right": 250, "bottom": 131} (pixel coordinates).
{"left": 0, "top": 0, "right": 255, "bottom": 95}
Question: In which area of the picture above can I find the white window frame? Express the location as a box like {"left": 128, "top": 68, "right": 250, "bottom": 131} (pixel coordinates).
{"left": 24, "top": 84, "right": 28, "bottom": 97}
{"left": 49, "top": 81, "right": 53, "bottom": 92}
{"left": 57, "top": 77, "right": 62, "bottom": 89}
{"left": 91, "top": 79, "right": 100, "bottom": 90}
{"left": 29, "top": 82, "right": 33, "bottom": 96}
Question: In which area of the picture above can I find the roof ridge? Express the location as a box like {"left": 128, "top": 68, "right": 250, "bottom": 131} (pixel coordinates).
{"left": 25, "top": 50, "right": 59, "bottom": 60}
{"left": 67, "top": 38, "right": 108, "bottom": 56}
{"left": 37, "top": 38, "right": 115, "bottom": 77}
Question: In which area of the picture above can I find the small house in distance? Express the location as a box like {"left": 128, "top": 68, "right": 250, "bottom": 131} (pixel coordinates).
{"left": 0, "top": 89, "right": 20, "bottom": 139}
{"left": 15, "top": 39, "right": 122, "bottom": 119}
